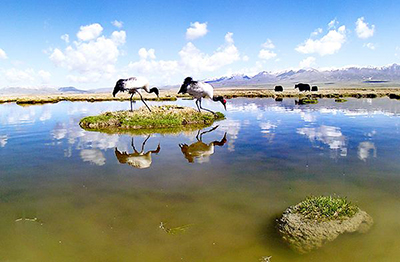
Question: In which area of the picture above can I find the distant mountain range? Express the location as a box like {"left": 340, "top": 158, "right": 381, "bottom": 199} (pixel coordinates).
{"left": 0, "top": 86, "right": 109, "bottom": 95}
{"left": 2, "top": 64, "right": 400, "bottom": 95}
{"left": 206, "top": 64, "right": 400, "bottom": 87}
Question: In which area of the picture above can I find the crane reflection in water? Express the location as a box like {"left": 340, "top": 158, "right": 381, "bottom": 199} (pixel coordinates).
{"left": 115, "top": 135, "right": 160, "bottom": 169}
{"left": 179, "top": 126, "right": 227, "bottom": 163}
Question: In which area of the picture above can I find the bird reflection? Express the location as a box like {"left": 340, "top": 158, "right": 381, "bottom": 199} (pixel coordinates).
{"left": 179, "top": 126, "right": 227, "bottom": 163}
{"left": 115, "top": 135, "right": 160, "bottom": 169}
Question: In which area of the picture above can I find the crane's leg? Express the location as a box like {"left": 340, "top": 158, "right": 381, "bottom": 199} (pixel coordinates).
{"left": 195, "top": 99, "right": 201, "bottom": 112}
{"left": 199, "top": 99, "right": 215, "bottom": 114}
{"left": 199, "top": 125, "right": 219, "bottom": 140}
{"left": 137, "top": 91, "right": 152, "bottom": 112}
{"left": 131, "top": 137, "right": 139, "bottom": 154}
{"left": 195, "top": 128, "right": 201, "bottom": 141}
{"left": 141, "top": 135, "right": 151, "bottom": 153}
{"left": 130, "top": 93, "right": 134, "bottom": 111}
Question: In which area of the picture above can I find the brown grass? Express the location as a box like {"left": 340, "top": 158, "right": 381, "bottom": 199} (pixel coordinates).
{"left": 3, "top": 87, "right": 400, "bottom": 105}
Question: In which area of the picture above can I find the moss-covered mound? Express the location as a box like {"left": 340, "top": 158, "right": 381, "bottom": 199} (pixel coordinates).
{"left": 293, "top": 195, "right": 358, "bottom": 221}
{"left": 297, "top": 98, "right": 319, "bottom": 104}
{"left": 277, "top": 196, "right": 373, "bottom": 254}
{"left": 335, "top": 98, "right": 348, "bottom": 103}
{"left": 79, "top": 105, "right": 225, "bottom": 134}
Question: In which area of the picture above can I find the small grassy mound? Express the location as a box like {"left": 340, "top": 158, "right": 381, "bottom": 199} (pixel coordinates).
{"left": 335, "top": 98, "right": 348, "bottom": 103}
{"left": 297, "top": 98, "right": 319, "bottom": 104}
{"left": 293, "top": 196, "right": 359, "bottom": 221}
{"left": 79, "top": 105, "right": 225, "bottom": 133}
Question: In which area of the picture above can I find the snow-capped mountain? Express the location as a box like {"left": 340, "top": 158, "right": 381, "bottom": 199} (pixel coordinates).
{"left": 206, "top": 64, "right": 400, "bottom": 87}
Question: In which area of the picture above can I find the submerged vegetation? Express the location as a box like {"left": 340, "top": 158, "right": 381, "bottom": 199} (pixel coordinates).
{"left": 293, "top": 195, "right": 359, "bottom": 221}
{"left": 79, "top": 105, "right": 225, "bottom": 133}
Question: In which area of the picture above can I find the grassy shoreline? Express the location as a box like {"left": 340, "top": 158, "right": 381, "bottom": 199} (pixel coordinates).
{"left": 3, "top": 87, "right": 400, "bottom": 105}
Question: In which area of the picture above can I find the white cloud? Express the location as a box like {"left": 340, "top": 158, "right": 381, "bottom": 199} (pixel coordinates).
{"left": 38, "top": 70, "right": 51, "bottom": 83}
{"left": 262, "top": 39, "right": 275, "bottom": 49}
{"left": 311, "top": 28, "right": 323, "bottom": 36}
{"left": 179, "top": 32, "right": 240, "bottom": 72}
{"left": 0, "top": 48, "right": 8, "bottom": 59}
{"left": 328, "top": 18, "right": 338, "bottom": 29}
{"left": 258, "top": 49, "right": 277, "bottom": 60}
{"left": 138, "top": 48, "right": 156, "bottom": 60}
{"left": 111, "top": 20, "right": 123, "bottom": 28}
{"left": 61, "top": 34, "right": 70, "bottom": 43}
{"left": 126, "top": 32, "right": 241, "bottom": 85}
{"left": 4, "top": 68, "right": 35, "bottom": 83}
{"left": 50, "top": 24, "right": 126, "bottom": 83}
{"left": 296, "top": 25, "right": 346, "bottom": 56}
{"left": 186, "top": 22, "right": 208, "bottom": 40}
{"left": 77, "top": 23, "right": 103, "bottom": 41}
{"left": 111, "top": 30, "right": 126, "bottom": 45}
{"left": 259, "top": 39, "right": 277, "bottom": 60}
{"left": 355, "top": 17, "right": 375, "bottom": 39}
{"left": 364, "top": 43, "right": 376, "bottom": 50}
{"left": 299, "top": 56, "right": 316, "bottom": 68}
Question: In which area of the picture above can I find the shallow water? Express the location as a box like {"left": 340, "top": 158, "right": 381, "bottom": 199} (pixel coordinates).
{"left": 0, "top": 98, "right": 400, "bottom": 261}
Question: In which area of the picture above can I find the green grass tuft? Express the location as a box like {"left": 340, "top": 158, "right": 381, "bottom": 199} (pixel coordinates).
{"left": 293, "top": 195, "right": 359, "bottom": 221}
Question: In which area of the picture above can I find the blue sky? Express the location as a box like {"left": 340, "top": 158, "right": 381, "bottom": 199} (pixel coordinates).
{"left": 0, "top": 0, "right": 400, "bottom": 89}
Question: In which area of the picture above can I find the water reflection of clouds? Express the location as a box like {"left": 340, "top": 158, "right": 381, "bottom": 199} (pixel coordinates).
{"left": 300, "top": 112, "right": 317, "bottom": 123}
{"left": 259, "top": 121, "right": 277, "bottom": 134}
{"left": 80, "top": 149, "right": 106, "bottom": 166}
{"left": 218, "top": 119, "right": 241, "bottom": 152}
{"left": 226, "top": 102, "right": 259, "bottom": 113}
{"left": 52, "top": 123, "right": 68, "bottom": 140}
{"left": 297, "top": 125, "right": 347, "bottom": 157}
{"left": 358, "top": 141, "right": 377, "bottom": 161}
{"left": 0, "top": 135, "right": 8, "bottom": 147}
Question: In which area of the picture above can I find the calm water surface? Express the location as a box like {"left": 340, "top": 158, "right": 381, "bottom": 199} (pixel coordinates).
{"left": 0, "top": 98, "right": 400, "bottom": 261}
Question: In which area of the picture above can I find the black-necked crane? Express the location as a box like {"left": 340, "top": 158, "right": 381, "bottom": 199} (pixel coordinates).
{"left": 115, "top": 135, "right": 160, "bottom": 169}
{"left": 112, "top": 77, "right": 159, "bottom": 112}
{"left": 179, "top": 126, "right": 227, "bottom": 163}
{"left": 178, "top": 77, "right": 227, "bottom": 114}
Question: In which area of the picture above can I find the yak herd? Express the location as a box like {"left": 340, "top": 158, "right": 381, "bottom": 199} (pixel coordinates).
{"left": 274, "top": 83, "right": 318, "bottom": 92}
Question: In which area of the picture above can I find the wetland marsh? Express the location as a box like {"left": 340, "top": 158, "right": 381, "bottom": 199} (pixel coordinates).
{"left": 0, "top": 98, "right": 400, "bottom": 261}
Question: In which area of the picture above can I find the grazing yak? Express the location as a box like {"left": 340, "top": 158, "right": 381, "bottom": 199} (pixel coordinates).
{"left": 294, "top": 83, "right": 311, "bottom": 92}
{"left": 274, "top": 85, "right": 283, "bottom": 92}
{"left": 312, "top": 86, "right": 318, "bottom": 91}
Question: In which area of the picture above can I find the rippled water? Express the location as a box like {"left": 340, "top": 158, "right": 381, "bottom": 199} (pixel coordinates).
{"left": 1, "top": 98, "right": 400, "bottom": 261}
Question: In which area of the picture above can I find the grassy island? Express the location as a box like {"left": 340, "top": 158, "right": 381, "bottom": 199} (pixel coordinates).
{"left": 79, "top": 105, "right": 225, "bottom": 134}
{"left": 277, "top": 195, "right": 373, "bottom": 254}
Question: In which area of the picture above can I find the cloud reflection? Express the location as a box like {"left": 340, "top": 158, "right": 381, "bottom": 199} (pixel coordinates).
{"left": 358, "top": 141, "right": 377, "bottom": 161}
{"left": 80, "top": 149, "right": 106, "bottom": 166}
{"left": 0, "top": 135, "right": 8, "bottom": 147}
{"left": 297, "top": 125, "right": 347, "bottom": 157}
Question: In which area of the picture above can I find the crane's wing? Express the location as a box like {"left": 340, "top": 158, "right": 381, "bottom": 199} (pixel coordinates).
{"left": 189, "top": 82, "right": 214, "bottom": 98}
{"left": 124, "top": 76, "right": 149, "bottom": 90}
